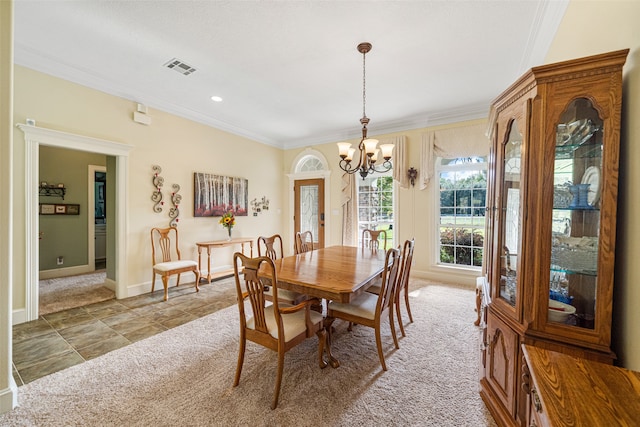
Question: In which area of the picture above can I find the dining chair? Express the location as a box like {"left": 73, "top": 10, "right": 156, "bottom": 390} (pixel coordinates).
{"left": 362, "top": 229, "right": 388, "bottom": 250}
{"left": 294, "top": 230, "right": 314, "bottom": 254}
{"left": 257, "top": 234, "right": 284, "bottom": 261}
{"left": 327, "top": 247, "right": 402, "bottom": 371}
{"left": 150, "top": 226, "right": 200, "bottom": 301}
{"left": 232, "top": 253, "right": 327, "bottom": 409}
{"left": 258, "top": 234, "right": 307, "bottom": 305}
{"left": 395, "top": 238, "right": 415, "bottom": 337}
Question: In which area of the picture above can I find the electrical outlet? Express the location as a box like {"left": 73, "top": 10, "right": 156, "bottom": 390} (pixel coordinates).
{"left": 57, "top": 256, "right": 64, "bottom": 265}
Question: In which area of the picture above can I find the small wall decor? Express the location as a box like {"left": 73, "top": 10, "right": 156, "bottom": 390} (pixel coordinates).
{"left": 169, "top": 184, "right": 181, "bottom": 227}
{"left": 152, "top": 165, "right": 164, "bottom": 212}
{"left": 39, "top": 203, "right": 80, "bottom": 215}
{"left": 250, "top": 196, "right": 270, "bottom": 216}
{"left": 407, "top": 167, "right": 418, "bottom": 187}
{"left": 193, "top": 172, "right": 248, "bottom": 217}
{"left": 39, "top": 183, "right": 66, "bottom": 199}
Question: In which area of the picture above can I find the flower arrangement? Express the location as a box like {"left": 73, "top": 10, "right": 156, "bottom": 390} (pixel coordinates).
{"left": 219, "top": 210, "right": 236, "bottom": 239}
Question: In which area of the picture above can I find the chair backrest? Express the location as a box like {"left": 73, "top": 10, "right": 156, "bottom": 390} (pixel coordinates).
{"left": 294, "top": 231, "right": 314, "bottom": 254}
{"left": 376, "top": 247, "right": 402, "bottom": 313}
{"left": 233, "top": 253, "right": 282, "bottom": 342}
{"left": 151, "top": 227, "right": 182, "bottom": 265}
{"left": 399, "top": 238, "right": 415, "bottom": 292}
{"left": 362, "top": 229, "right": 388, "bottom": 250}
{"left": 257, "top": 234, "right": 284, "bottom": 261}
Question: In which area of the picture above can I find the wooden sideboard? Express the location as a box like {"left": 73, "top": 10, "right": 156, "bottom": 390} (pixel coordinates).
{"left": 196, "top": 238, "right": 254, "bottom": 283}
{"left": 521, "top": 344, "right": 640, "bottom": 426}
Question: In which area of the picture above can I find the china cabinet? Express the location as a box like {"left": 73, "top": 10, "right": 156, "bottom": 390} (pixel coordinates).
{"left": 479, "top": 49, "right": 628, "bottom": 427}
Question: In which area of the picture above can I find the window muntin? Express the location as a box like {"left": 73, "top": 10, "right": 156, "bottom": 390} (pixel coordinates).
{"left": 357, "top": 172, "right": 394, "bottom": 247}
{"left": 437, "top": 157, "right": 487, "bottom": 268}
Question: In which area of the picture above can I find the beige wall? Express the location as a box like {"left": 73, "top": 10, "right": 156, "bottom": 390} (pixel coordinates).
{"left": 13, "top": 66, "right": 285, "bottom": 316}
{"left": 545, "top": 0, "right": 640, "bottom": 371}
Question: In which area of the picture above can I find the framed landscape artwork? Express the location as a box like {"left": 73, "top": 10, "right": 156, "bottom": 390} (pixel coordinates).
{"left": 193, "top": 172, "right": 248, "bottom": 217}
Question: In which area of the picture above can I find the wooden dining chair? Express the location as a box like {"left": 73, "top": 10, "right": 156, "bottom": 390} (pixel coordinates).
{"left": 232, "top": 253, "right": 327, "bottom": 409}
{"left": 362, "top": 229, "right": 388, "bottom": 250}
{"left": 257, "top": 234, "right": 284, "bottom": 261}
{"left": 327, "top": 247, "right": 402, "bottom": 371}
{"left": 395, "top": 238, "right": 415, "bottom": 337}
{"left": 150, "top": 226, "right": 200, "bottom": 301}
{"left": 294, "top": 230, "right": 314, "bottom": 254}
{"left": 258, "top": 234, "right": 307, "bottom": 305}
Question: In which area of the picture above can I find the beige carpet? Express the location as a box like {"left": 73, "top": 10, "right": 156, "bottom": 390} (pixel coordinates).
{"left": 2, "top": 284, "right": 496, "bottom": 426}
{"left": 39, "top": 271, "right": 114, "bottom": 316}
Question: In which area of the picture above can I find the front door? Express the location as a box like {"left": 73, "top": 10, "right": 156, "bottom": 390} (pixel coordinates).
{"left": 294, "top": 179, "right": 324, "bottom": 249}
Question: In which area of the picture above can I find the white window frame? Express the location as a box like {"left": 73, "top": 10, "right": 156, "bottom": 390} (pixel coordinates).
{"left": 356, "top": 170, "right": 396, "bottom": 248}
{"left": 434, "top": 156, "right": 487, "bottom": 270}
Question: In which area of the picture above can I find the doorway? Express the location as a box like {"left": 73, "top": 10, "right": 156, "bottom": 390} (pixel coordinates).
{"left": 20, "top": 123, "right": 131, "bottom": 323}
{"left": 294, "top": 178, "right": 325, "bottom": 249}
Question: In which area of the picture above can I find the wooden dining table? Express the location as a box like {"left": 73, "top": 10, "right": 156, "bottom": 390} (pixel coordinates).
{"left": 266, "top": 245, "right": 388, "bottom": 367}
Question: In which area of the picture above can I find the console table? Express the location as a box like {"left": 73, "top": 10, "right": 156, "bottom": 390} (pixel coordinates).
{"left": 196, "top": 237, "right": 254, "bottom": 283}
{"left": 522, "top": 344, "right": 640, "bottom": 426}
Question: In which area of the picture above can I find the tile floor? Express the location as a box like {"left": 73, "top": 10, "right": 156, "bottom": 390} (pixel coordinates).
{"left": 12, "top": 277, "right": 237, "bottom": 386}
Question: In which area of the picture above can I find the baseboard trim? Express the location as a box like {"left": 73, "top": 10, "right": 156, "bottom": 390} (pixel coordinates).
{"left": 0, "top": 379, "right": 18, "bottom": 414}
{"left": 411, "top": 268, "right": 478, "bottom": 289}
{"left": 11, "top": 308, "right": 26, "bottom": 326}
{"left": 39, "top": 264, "right": 93, "bottom": 280}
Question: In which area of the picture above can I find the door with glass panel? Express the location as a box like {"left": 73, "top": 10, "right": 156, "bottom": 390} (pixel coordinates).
{"left": 294, "top": 179, "right": 324, "bottom": 250}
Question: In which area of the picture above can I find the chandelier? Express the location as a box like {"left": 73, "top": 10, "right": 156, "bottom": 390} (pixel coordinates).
{"left": 337, "top": 42, "right": 394, "bottom": 180}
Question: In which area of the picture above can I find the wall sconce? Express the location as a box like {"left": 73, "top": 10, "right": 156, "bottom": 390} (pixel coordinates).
{"left": 408, "top": 167, "right": 418, "bottom": 187}
{"left": 251, "top": 196, "right": 270, "bottom": 216}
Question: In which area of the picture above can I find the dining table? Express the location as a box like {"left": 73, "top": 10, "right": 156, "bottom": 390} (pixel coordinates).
{"left": 266, "top": 245, "right": 389, "bottom": 367}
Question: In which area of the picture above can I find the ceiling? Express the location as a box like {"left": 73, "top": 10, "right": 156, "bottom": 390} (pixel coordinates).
{"left": 13, "top": 0, "right": 569, "bottom": 149}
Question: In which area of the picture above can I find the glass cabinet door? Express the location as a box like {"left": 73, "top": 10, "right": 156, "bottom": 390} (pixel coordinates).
{"left": 498, "top": 121, "right": 523, "bottom": 307}
{"left": 550, "top": 98, "right": 602, "bottom": 329}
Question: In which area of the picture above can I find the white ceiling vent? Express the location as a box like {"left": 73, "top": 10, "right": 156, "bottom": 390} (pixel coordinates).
{"left": 163, "top": 58, "right": 196, "bottom": 76}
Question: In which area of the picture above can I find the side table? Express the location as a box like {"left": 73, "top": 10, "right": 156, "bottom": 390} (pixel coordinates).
{"left": 196, "top": 237, "right": 254, "bottom": 283}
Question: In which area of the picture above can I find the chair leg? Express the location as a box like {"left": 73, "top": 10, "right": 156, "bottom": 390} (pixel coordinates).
{"left": 233, "top": 332, "right": 246, "bottom": 387}
{"left": 389, "top": 308, "right": 400, "bottom": 350}
{"left": 271, "top": 349, "right": 285, "bottom": 409}
{"left": 176, "top": 273, "right": 181, "bottom": 287}
{"left": 404, "top": 288, "right": 413, "bottom": 323}
{"left": 162, "top": 275, "right": 169, "bottom": 301}
{"left": 151, "top": 272, "right": 156, "bottom": 293}
{"left": 375, "top": 325, "right": 387, "bottom": 371}
{"left": 396, "top": 295, "right": 407, "bottom": 338}
{"left": 194, "top": 270, "right": 200, "bottom": 292}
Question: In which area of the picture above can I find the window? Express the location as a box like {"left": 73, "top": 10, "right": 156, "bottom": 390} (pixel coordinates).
{"left": 437, "top": 157, "right": 487, "bottom": 268}
{"left": 357, "top": 172, "right": 394, "bottom": 247}
{"left": 296, "top": 155, "right": 324, "bottom": 173}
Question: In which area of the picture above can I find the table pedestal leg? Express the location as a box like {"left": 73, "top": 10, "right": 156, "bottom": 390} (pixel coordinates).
{"left": 324, "top": 317, "right": 340, "bottom": 368}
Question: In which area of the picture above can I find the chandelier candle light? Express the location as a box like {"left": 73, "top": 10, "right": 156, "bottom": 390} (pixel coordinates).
{"left": 337, "top": 42, "right": 394, "bottom": 179}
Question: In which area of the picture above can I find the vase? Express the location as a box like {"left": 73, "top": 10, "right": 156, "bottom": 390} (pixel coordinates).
{"left": 227, "top": 227, "right": 232, "bottom": 241}
{"left": 577, "top": 183, "right": 591, "bottom": 208}
{"left": 569, "top": 185, "right": 580, "bottom": 208}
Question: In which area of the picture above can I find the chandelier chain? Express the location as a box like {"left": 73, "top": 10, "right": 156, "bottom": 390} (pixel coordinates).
{"left": 362, "top": 49, "right": 366, "bottom": 118}
{"left": 337, "top": 42, "right": 393, "bottom": 179}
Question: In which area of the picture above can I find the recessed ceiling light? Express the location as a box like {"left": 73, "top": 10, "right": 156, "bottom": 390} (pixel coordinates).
{"left": 211, "top": 96, "right": 223, "bottom": 102}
